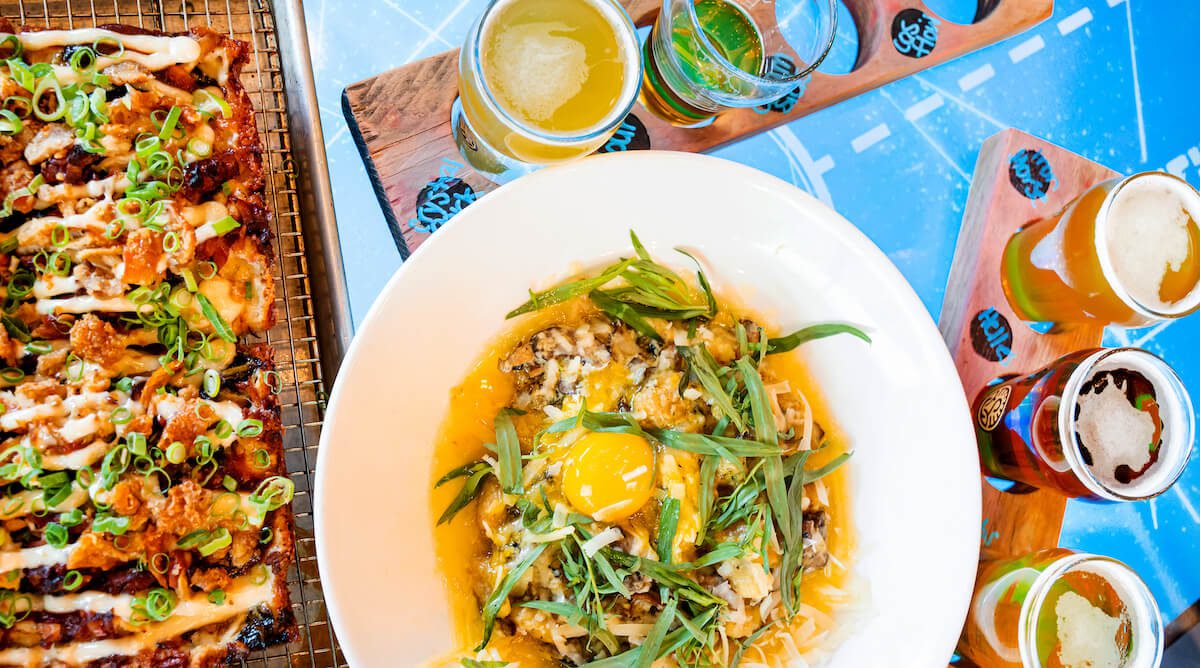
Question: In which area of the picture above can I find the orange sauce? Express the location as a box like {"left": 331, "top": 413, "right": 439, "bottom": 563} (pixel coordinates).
{"left": 429, "top": 297, "right": 855, "bottom": 664}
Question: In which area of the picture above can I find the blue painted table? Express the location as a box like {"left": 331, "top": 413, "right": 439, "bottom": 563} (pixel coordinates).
{"left": 303, "top": 0, "right": 1200, "bottom": 632}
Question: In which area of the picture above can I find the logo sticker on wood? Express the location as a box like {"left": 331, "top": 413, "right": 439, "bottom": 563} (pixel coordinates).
{"left": 978, "top": 385, "right": 1012, "bottom": 432}
{"left": 892, "top": 9, "right": 939, "bottom": 58}
{"left": 754, "top": 55, "right": 808, "bottom": 115}
{"left": 971, "top": 307, "right": 1014, "bottom": 364}
{"left": 598, "top": 113, "right": 650, "bottom": 153}
{"left": 1008, "top": 149, "right": 1057, "bottom": 201}
{"left": 410, "top": 176, "right": 477, "bottom": 233}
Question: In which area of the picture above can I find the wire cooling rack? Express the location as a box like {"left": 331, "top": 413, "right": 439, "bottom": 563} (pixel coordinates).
{"left": 0, "top": 1, "right": 347, "bottom": 665}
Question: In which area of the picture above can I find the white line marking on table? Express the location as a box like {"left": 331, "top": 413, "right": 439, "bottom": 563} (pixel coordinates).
{"left": 404, "top": 0, "right": 474, "bottom": 63}
{"left": 1132, "top": 320, "right": 1174, "bottom": 349}
{"left": 851, "top": 124, "right": 890, "bottom": 153}
{"left": 382, "top": 0, "right": 453, "bottom": 49}
{"left": 1149, "top": 499, "right": 1159, "bottom": 531}
{"left": 1107, "top": 0, "right": 1125, "bottom": 6}
{"left": 904, "top": 94, "right": 944, "bottom": 122}
{"left": 882, "top": 91, "right": 970, "bottom": 183}
{"left": 958, "top": 64, "right": 995, "bottom": 92}
{"left": 812, "top": 155, "right": 835, "bottom": 174}
{"left": 1167, "top": 155, "right": 1190, "bottom": 176}
{"left": 1123, "top": 1, "right": 1148, "bottom": 163}
{"left": 1008, "top": 35, "right": 1045, "bottom": 63}
{"left": 1174, "top": 485, "right": 1200, "bottom": 524}
{"left": 913, "top": 75, "right": 1009, "bottom": 129}
{"left": 1189, "top": 148, "right": 1200, "bottom": 165}
{"left": 766, "top": 127, "right": 835, "bottom": 206}
{"left": 1057, "top": 8, "right": 1093, "bottom": 35}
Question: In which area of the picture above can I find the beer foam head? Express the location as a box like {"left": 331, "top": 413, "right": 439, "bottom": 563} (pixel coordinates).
{"left": 478, "top": 0, "right": 640, "bottom": 137}
{"left": 1054, "top": 591, "right": 1125, "bottom": 668}
{"left": 1102, "top": 173, "right": 1200, "bottom": 314}
{"left": 1067, "top": 349, "right": 1192, "bottom": 499}
{"left": 487, "top": 20, "right": 589, "bottom": 123}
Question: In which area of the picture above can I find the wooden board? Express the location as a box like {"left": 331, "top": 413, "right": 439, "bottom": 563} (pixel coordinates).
{"left": 343, "top": 0, "right": 1053, "bottom": 257}
{"left": 939, "top": 128, "right": 1118, "bottom": 562}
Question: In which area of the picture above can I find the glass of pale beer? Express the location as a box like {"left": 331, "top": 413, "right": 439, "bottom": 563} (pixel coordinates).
{"left": 453, "top": 0, "right": 642, "bottom": 182}
{"left": 959, "top": 549, "right": 1163, "bottom": 668}
{"left": 1002, "top": 172, "right": 1200, "bottom": 327}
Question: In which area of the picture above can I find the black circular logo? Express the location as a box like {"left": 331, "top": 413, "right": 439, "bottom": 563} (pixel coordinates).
{"left": 755, "top": 54, "right": 806, "bottom": 115}
{"left": 1008, "top": 149, "right": 1057, "bottom": 201}
{"left": 409, "top": 176, "right": 477, "bottom": 233}
{"left": 891, "top": 9, "right": 940, "bottom": 59}
{"left": 970, "top": 307, "right": 1013, "bottom": 363}
{"left": 598, "top": 113, "right": 650, "bottom": 153}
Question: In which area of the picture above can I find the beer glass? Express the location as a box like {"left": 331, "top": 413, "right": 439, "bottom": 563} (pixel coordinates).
{"left": 1002, "top": 172, "right": 1200, "bottom": 326}
{"left": 640, "top": 0, "right": 837, "bottom": 127}
{"left": 453, "top": 0, "right": 642, "bottom": 182}
{"left": 959, "top": 549, "right": 1162, "bottom": 668}
{"left": 974, "top": 348, "right": 1192, "bottom": 501}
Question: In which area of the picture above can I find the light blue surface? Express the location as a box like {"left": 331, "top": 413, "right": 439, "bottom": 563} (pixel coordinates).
{"left": 304, "top": 0, "right": 1200, "bottom": 625}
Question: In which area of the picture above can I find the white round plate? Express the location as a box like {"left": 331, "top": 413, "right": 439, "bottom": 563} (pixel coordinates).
{"left": 315, "top": 151, "right": 981, "bottom": 667}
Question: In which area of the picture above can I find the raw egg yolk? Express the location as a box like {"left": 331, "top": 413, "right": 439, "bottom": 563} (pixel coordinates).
{"left": 561, "top": 432, "right": 655, "bottom": 521}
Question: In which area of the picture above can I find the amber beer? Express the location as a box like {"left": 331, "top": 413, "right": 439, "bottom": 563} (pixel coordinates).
{"left": 1002, "top": 172, "right": 1200, "bottom": 326}
{"left": 974, "top": 348, "right": 1192, "bottom": 500}
{"left": 959, "top": 549, "right": 1162, "bottom": 668}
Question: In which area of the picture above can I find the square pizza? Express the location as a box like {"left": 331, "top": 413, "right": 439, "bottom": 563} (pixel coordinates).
{"left": 0, "top": 20, "right": 296, "bottom": 667}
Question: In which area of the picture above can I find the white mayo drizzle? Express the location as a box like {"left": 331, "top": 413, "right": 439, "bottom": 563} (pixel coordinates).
{"left": 0, "top": 572, "right": 274, "bottom": 664}
{"left": 11, "top": 29, "right": 201, "bottom": 71}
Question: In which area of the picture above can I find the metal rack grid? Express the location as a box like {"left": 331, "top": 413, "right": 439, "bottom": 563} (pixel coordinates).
{"left": 0, "top": 1, "right": 343, "bottom": 665}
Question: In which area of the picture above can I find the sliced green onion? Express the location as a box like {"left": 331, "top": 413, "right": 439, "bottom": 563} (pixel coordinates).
{"left": 181, "top": 267, "right": 198, "bottom": 293}
{"left": 31, "top": 78, "right": 65, "bottom": 122}
{"left": 68, "top": 47, "right": 96, "bottom": 73}
{"left": 213, "top": 419, "right": 233, "bottom": 439}
{"left": 62, "top": 570, "right": 83, "bottom": 590}
{"left": 165, "top": 441, "right": 186, "bottom": 465}
{"left": 110, "top": 407, "right": 132, "bottom": 425}
{"left": 130, "top": 588, "right": 176, "bottom": 625}
{"left": 0, "top": 368, "right": 23, "bottom": 383}
{"left": 92, "top": 513, "right": 130, "bottom": 536}
{"left": 92, "top": 37, "right": 124, "bottom": 58}
{"left": 6, "top": 59, "right": 34, "bottom": 93}
{"left": 186, "top": 138, "right": 211, "bottom": 158}
{"left": 249, "top": 476, "right": 294, "bottom": 513}
{"left": 43, "top": 522, "right": 68, "bottom": 549}
{"left": 236, "top": 418, "right": 263, "bottom": 438}
{"left": 198, "top": 527, "right": 231, "bottom": 556}
{"left": 0, "top": 109, "right": 21, "bottom": 135}
{"left": 125, "top": 432, "right": 147, "bottom": 456}
{"left": 157, "top": 106, "right": 182, "bottom": 142}
{"left": 211, "top": 216, "right": 240, "bottom": 236}
{"left": 198, "top": 261, "right": 218, "bottom": 280}
{"left": 46, "top": 251, "right": 70, "bottom": 277}
{"left": 207, "top": 589, "right": 225, "bottom": 605}
{"left": 222, "top": 475, "right": 237, "bottom": 492}
{"left": 252, "top": 448, "right": 270, "bottom": 469}
{"left": 202, "top": 368, "right": 221, "bottom": 397}
{"left": 103, "top": 219, "right": 124, "bottom": 239}
{"left": 162, "top": 231, "right": 179, "bottom": 253}
{"left": 195, "top": 293, "right": 236, "bottom": 342}
{"left": 50, "top": 224, "right": 69, "bottom": 247}
{"left": 0, "top": 36, "right": 22, "bottom": 60}
{"left": 25, "top": 340, "right": 51, "bottom": 355}
{"left": 134, "top": 135, "right": 161, "bottom": 158}
{"left": 193, "top": 89, "right": 231, "bottom": 119}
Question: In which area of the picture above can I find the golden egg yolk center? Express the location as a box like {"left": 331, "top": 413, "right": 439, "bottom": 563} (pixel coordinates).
{"left": 561, "top": 432, "right": 655, "bottom": 521}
